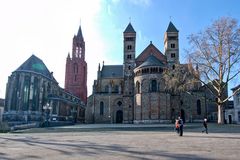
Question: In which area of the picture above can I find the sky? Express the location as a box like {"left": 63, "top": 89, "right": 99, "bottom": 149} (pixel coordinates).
{"left": 0, "top": 0, "right": 240, "bottom": 98}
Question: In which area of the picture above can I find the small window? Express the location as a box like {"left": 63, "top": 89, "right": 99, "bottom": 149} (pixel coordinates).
{"left": 171, "top": 53, "right": 175, "bottom": 58}
{"left": 127, "top": 54, "right": 132, "bottom": 59}
{"left": 74, "top": 75, "right": 77, "bottom": 81}
{"left": 136, "top": 81, "right": 140, "bottom": 94}
{"left": 128, "top": 66, "right": 131, "bottom": 70}
{"left": 127, "top": 45, "right": 132, "bottom": 50}
{"left": 171, "top": 43, "right": 175, "bottom": 48}
{"left": 197, "top": 100, "right": 201, "bottom": 115}
{"left": 100, "top": 102, "right": 104, "bottom": 115}
{"left": 172, "top": 65, "right": 175, "bottom": 70}
{"left": 151, "top": 80, "right": 157, "bottom": 92}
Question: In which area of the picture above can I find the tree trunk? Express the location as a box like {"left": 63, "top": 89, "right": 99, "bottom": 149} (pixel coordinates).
{"left": 217, "top": 104, "right": 224, "bottom": 124}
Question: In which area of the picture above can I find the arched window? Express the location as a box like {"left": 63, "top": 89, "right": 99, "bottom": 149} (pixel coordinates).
{"left": 105, "top": 85, "right": 109, "bottom": 93}
{"left": 136, "top": 81, "right": 140, "bottom": 94}
{"left": 74, "top": 63, "right": 78, "bottom": 73}
{"left": 100, "top": 101, "right": 104, "bottom": 115}
{"left": 197, "top": 99, "right": 201, "bottom": 115}
{"left": 151, "top": 80, "right": 157, "bottom": 92}
{"left": 115, "top": 85, "right": 119, "bottom": 93}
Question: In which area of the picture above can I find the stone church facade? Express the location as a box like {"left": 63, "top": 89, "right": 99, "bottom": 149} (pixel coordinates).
{"left": 86, "top": 22, "right": 207, "bottom": 124}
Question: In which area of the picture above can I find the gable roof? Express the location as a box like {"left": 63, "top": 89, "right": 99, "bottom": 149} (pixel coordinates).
{"left": 124, "top": 23, "right": 136, "bottom": 33}
{"left": 15, "top": 54, "right": 57, "bottom": 82}
{"left": 166, "top": 21, "right": 178, "bottom": 32}
{"left": 137, "top": 55, "right": 166, "bottom": 69}
{"left": 136, "top": 42, "right": 167, "bottom": 67}
{"left": 101, "top": 65, "right": 123, "bottom": 78}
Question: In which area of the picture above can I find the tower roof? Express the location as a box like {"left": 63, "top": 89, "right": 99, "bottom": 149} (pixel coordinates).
{"left": 166, "top": 21, "right": 178, "bottom": 32}
{"left": 124, "top": 23, "right": 136, "bottom": 33}
{"left": 15, "top": 54, "right": 57, "bottom": 82}
{"left": 137, "top": 55, "right": 166, "bottom": 69}
{"left": 77, "top": 25, "right": 84, "bottom": 40}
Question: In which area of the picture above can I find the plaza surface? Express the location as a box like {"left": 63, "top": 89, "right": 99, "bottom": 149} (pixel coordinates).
{"left": 0, "top": 123, "right": 240, "bottom": 160}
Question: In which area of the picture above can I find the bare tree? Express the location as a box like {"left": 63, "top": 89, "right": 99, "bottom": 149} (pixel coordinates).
{"left": 187, "top": 17, "right": 240, "bottom": 124}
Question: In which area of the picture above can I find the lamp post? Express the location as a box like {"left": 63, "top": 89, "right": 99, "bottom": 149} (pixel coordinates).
{"left": 43, "top": 103, "right": 52, "bottom": 127}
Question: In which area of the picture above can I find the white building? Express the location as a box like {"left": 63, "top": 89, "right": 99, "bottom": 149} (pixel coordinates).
{"left": 226, "top": 85, "right": 240, "bottom": 124}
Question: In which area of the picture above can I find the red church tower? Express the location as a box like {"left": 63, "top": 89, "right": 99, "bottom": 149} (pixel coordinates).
{"left": 65, "top": 25, "right": 87, "bottom": 104}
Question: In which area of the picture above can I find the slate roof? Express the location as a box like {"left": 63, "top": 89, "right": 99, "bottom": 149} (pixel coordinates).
{"left": 137, "top": 55, "right": 166, "bottom": 69}
{"left": 15, "top": 54, "right": 57, "bottom": 82}
{"left": 166, "top": 21, "right": 178, "bottom": 32}
{"left": 124, "top": 23, "right": 136, "bottom": 33}
{"left": 101, "top": 65, "right": 123, "bottom": 78}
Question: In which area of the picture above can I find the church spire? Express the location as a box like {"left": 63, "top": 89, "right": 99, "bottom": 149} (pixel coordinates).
{"left": 166, "top": 21, "right": 178, "bottom": 32}
{"left": 77, "top": 25, "right": 84, "bottom": 40}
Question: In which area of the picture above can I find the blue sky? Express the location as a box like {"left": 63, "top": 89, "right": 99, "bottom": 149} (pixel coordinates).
{"left": 0, "top": 0, "right": 240, "bottom": 98}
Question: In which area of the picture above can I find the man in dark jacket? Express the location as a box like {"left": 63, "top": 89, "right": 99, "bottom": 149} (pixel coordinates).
{"left": 178, "top": 117, "right": 183, "bottom": 136}
{"left": 202, "top": 118, "right": 208, "bottom": 134}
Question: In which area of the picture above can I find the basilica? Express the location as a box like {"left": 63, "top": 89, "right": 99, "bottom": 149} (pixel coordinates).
{"left": 85, "top": 22, "right": 207, "bottom": 124}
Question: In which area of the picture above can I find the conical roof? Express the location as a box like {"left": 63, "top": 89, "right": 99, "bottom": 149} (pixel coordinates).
{"left": 124, "top": 23, "right": 136, "bottom": 33}
{"left": 137, "top": 55, "right": 166, "bottom": 69}
{"left": 15, "top": 54, "right": 57, "bottom": 82}
{"left": 166, "top": 21, "right": 178, "bottom": 32}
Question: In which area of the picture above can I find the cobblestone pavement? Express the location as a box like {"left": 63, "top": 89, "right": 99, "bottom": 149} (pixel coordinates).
{"left": 0, "top": 123, "right": 240, "bottom": 160}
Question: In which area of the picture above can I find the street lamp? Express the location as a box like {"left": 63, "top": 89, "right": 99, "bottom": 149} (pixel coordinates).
{"left": 43, "top": 103, "right": 52, "bottom": 127}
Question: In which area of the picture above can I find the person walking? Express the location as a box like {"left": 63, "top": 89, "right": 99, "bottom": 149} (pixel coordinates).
{"left": 202, "top": 118, "right": 208, "bottom": 134}
{"left": 175, "top": 118, "right": 179, "bottom": 134}
{"left": 178, "top": 117, "right": 184, "bottom": 136}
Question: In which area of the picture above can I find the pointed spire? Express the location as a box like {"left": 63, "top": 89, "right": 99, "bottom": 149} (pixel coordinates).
{"left": 166, "top": 21, "right": 178, "bottom": 32}
{"left": 77, "top": 25, "right": 84, "bottom": 40}
{"left": 124, "top": 23, "right": 136, "bottom": 33}
{"left": 98, "top": 63, "right": 100, "bottom": 71}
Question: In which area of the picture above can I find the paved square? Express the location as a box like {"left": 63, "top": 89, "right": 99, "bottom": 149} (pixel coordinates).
{"left": 0, "top": 123, "right": 240, "bottom": 160}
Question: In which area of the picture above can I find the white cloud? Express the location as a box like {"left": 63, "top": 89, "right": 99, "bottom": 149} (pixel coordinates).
{"left": 0, "top": 0, "right": 104, "bottom": 98}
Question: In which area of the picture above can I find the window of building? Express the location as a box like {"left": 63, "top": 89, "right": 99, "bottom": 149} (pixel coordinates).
{"left": 23, "top": 76, "right": 30, "bottom": 111}
{"left": 238, "top": 111, "right": 240, "bottom": 122}
{"left": 128, "top": 66, "right": 131, "bottom": 70}
{"left": 105, "top": 85, "right": 109, "bottom": 93}
{"left": 115, "top": 85, "right": 119, "bottom": 93}
{"left": 117, "top": 101, "right": 122, "bottom": 106}
{"left": 136, "top": 81, "right": 140, "bottom": 94}
{"left": 197, "top": 99, "right": 201, "bottom": 115}
{"left": 74, "top": 63, "right": 78, "bottom": 73}
{"left": 151, "top": 80, "right": 157, "bottom": 92}
{"left": 125, "top": 37, "right": 134, "bottom": 41}
{"left": 75, "top": 75, "right": 77, "bottom": 81}
{"left": 171, "top": 53, "right": 175, "bottom": 58}
{"left": 127, "top": 45, "right": 132, "bottom": 50}
{"left": 100, "top": 101, "right": 104, "bottom": 115}
{"left": 172, "top": 65, "right": 175, "bottom": 70}
{"left": 171, "top": 43, "right": 175, "bottom": 48}
{"left": 127, "top": 54, "right": 132, "bottom": 59}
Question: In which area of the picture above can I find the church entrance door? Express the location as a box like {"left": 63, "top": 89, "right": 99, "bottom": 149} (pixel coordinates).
{"left": 116, "top": 110, "right": 123, "bottom": 123}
